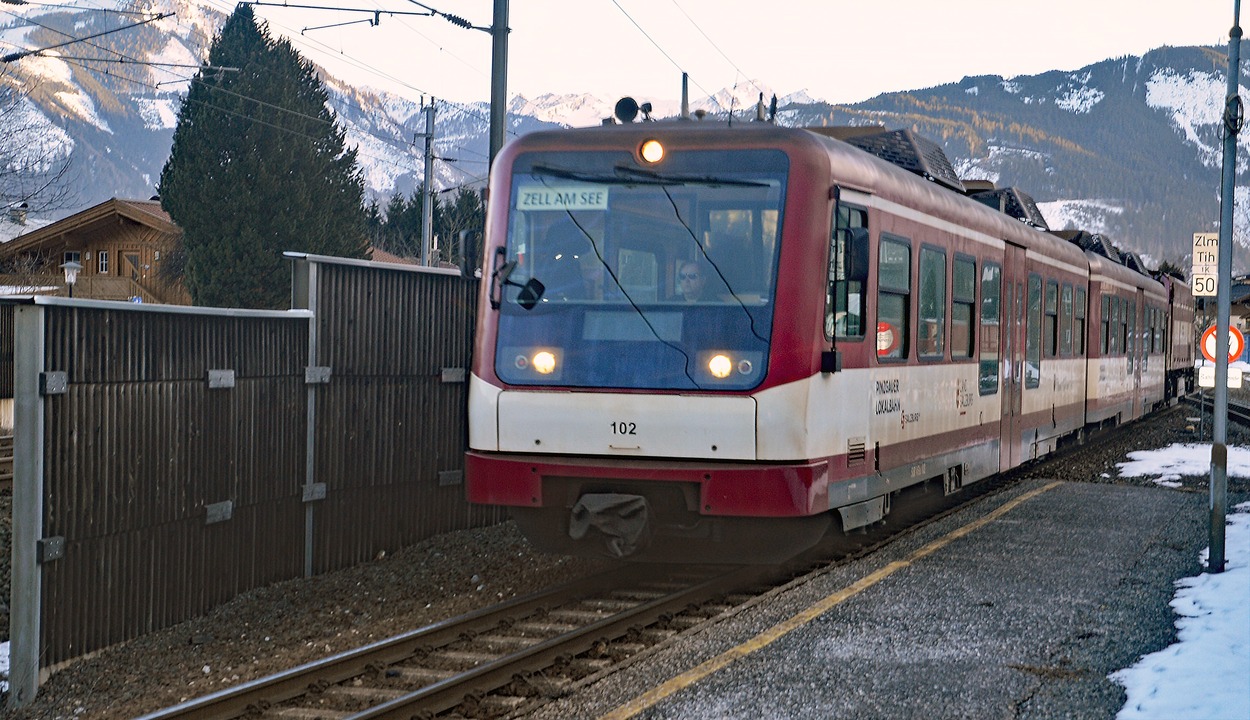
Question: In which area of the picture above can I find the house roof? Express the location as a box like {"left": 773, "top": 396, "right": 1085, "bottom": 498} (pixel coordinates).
{"left": 369, "top": 247, "right": 417, "bottom": 265}
{"left": 0, "top": 198, "right": 180, "bottom": 256}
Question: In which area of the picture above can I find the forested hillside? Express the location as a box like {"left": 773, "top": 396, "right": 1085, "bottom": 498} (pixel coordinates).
{"left": 783, "top": 45, "right": 1246, "bottom": 267}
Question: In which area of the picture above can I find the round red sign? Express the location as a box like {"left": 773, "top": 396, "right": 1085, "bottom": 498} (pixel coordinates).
{"left": 1201, "top": 325, "right": 1245, "bottom": 363}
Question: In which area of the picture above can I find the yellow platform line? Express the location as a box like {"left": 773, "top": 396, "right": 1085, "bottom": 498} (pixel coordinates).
{"left": 598, "top": 480, "right": 1064, "bottom": 720}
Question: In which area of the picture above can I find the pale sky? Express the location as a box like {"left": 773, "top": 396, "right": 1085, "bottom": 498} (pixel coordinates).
{"left": 242, "top": 0, "right": 1240, "bottom": 106}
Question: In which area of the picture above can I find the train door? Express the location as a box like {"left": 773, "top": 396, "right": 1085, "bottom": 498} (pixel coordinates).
{"left": 1132, "top": 289, "right": 1144, "bottom": 418}
{"left": 1000, "top": 245, "right": 1027, "bottom": 470}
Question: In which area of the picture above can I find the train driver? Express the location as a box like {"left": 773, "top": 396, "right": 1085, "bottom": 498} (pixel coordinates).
{"left": 675, "top": 260, "right": 709, "bottom": 302}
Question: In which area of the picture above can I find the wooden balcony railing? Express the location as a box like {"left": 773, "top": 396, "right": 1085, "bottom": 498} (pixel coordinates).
{"left": 0, "top": 273, "right": 185, "bottom": 304}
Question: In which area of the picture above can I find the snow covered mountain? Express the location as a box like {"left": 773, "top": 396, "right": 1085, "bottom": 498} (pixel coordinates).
{"left": 777, "top": 46, "right": 1250, "bottom": 266}
{"left": 2, "top": 0, "right": 1246, "bottom": 269}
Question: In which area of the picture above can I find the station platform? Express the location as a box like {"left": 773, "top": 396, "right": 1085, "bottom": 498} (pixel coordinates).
{"left": 526, "top": 480, "right": 1213, "bottom": 720}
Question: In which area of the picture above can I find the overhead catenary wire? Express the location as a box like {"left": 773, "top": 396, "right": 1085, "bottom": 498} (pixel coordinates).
{"left": 5, "top": 2, "right": 487, "bottom": 185}
{"left": 1, "top": 9, "right": 196, "bottom": 84}
{"left": 607, "top": 0, "right": 780, "bottom": 116}
{"left": 0, "top": 11, "right": 172, "bottom": 62}
{"left": 2, "top": 0, "right": 491, "bottom": 195}
{"left": 213, "top": 0, "right": 512, "bottom": 148}
{"left": 667, "top": 0, "right": 768, "bottom": 100}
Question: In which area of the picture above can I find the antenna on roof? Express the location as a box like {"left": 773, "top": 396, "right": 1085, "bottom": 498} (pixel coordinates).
{"left": 681, "top": 73, "right": 690, "bottom": 120}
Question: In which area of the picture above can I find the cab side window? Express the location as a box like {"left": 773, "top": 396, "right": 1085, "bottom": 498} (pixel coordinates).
{"left": 828, "top": 205, "right": 867, "bottom": 338}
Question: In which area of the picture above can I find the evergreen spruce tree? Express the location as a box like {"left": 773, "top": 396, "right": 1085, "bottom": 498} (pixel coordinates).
{"left": 159, "top": 5, "right": 368, "bottom": 308}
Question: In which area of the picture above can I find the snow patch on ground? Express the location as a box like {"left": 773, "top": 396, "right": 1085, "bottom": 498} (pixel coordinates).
{"left": 135, "top": 97, "right": 180, "bottom": 130}
{"left": 1057, "top": 85, "right": 1104, "bottom": 114}
{"left": 1145, "top": 68, "right": 1250, "bottom": 168}
{"left": 1037, "top": 199, "right": 1124, "bottom": 234}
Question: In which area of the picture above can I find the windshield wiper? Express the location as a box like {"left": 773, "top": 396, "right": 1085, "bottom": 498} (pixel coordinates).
{"left": 529, "top": 164, "right": 769, "bottom": 188}
{"left": 613, "top": 165, "right": 770, "bottom": 187}
{"left": 529, "top": 164, "right": 669, "bottom": 186}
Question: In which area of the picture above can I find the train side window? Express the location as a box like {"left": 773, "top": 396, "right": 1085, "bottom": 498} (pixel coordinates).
{"left": 1026, "top": 274, "right": 1041, "bottom": 389}
{"left": 952, "top": 256, "right": 975, "bottom": 359}
{"left": 1044, "top": 280, "right": 1058, "bottom": 357}
{"left": 1150, "top": 307, "right": 1157, "bottom": 363}
{"left": 1074, "top": 288, "right": 1087, "bottom": 355}
{"left": 979, "top": 262, "right": 1001, "bottom": 394}
{"left": 1154, "top": 307, "right": 1163, "bottom": 353}
{"left": 877, "top": 236, "right": 910, "bottom": 361}
{"left": 828, "top": 204, "right": 868, "bottom": 339}
{"left": 1127, "top": 301, "right": 1137, "bottom": 373}
{"left": 1105, "top": 295, "right": 1115, "bottom": 355}
{"left": 1115, "top": 298, "right": 1124, "bottom": 354}
{"left": 918, "top": 247, "right": 946, "bottom": 359}
{"left": 1060, "top": 284, "right": 1073, "bottom": 356}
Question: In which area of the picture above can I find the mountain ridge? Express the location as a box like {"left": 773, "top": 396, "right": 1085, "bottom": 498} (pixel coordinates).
{"left": 3, "top": 0, "right": 1247, "bottom": 268}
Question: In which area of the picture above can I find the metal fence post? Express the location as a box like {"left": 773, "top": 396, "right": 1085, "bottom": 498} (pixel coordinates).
{"left": 8, "top": 303, "right": 45, "bottom": 709}
{"left": 291, "top": 257, "right": 321, "bottom": 578}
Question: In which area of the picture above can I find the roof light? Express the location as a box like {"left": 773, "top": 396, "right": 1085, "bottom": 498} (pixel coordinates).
{"left": 640, "top": 139, "right": 664, "bottom": 164}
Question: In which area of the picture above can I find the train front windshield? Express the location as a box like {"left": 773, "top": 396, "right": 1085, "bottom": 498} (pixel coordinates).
{"left": 495, "top": 148, "right": 788, "bottom": 391}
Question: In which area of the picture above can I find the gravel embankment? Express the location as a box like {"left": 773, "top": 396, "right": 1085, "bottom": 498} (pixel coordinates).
{"left": 0, "top": 401, "right": 1246, "bottom": 719}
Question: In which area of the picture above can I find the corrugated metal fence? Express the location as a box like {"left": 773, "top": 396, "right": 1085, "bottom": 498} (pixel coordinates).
{"left": 6, "top": 255, "right": 502, "bottom": 707}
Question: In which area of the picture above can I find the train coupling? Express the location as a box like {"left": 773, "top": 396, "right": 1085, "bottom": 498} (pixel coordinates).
{"left": 568, "top": 493, "right": 653, "bottom": 558}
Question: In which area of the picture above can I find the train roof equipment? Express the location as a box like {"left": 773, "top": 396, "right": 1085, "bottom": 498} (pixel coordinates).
{"left": 968, "top": 186, "right": 1050, "bottom": 230}
{"left": 836, "top": 128, "right": 967, "bottom": 194}
{"left": 1051, "top": 229, "right": 1122, "bottom": 264}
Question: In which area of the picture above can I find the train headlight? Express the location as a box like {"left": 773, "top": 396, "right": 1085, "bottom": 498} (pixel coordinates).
{"left": 640, "top": 139, "right": 664, "bottom": 164}
{"left": 532, "top": 350, "right": 557, "bottom": 375}
{"left": 708, "top": 354, "right": 733, "bottom": 379}
{"left": 501, "top": 346, "right": 564, "bottom": 382}
{"left": 699, "top": 350, "right": 763, "bottom": 384}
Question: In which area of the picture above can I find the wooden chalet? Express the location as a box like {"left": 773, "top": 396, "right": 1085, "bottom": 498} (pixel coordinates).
{"left": 0, "top": 198, "right": 190, "bottom": 304}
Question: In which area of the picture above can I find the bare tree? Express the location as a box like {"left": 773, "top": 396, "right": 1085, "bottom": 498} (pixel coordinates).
{"left": 0, "top": 65, "right": 76, "bottom": 214}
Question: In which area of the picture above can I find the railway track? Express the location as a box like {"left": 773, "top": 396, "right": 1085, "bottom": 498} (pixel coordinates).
{"left": 1182, "top": 393, "right": 1250, "bottom": 426}
{"left": 136, "top": 562, "right": 773, "bottom": 720}
{"left": 133, "top": 402, "right": 1216, "bottom": 720}
{"left": 137, "top": 470, "right": 1020, "bottom": 720}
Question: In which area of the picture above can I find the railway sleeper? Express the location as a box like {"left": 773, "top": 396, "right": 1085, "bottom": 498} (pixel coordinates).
{"left": 322, "top": 684, "right": 407, "bottom": 704}
{"left": 456, "top": 692, "right": 528, "bottom": 718}
{"left": 377, "top": 665, "right": 455, "bottom": 684}
{"left": 433, "top": 649, "right": 503, "bottom": 666}
{"left": 476, "top": 633, "right": 540, "bottom": 650}
{"left": 268, "top": 707, "right": 352, "bottom": 720}
{"left": 512, "top": 620, "right": 580, "bottom": 634}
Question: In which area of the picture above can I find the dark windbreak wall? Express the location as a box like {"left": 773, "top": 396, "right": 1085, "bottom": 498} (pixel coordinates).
{"left": 9, "top": 300, "right": 309, "bottom": 695}
{"left": 296, "top": 256, "right": 501, "bottom": 573}
{"left": 6, "top": 257, "right": 501, "bottom": 708}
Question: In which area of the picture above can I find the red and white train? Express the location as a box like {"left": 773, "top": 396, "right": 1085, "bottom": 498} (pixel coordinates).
{"left": 464, "top": 111, "right": 1195, "bottom": 563}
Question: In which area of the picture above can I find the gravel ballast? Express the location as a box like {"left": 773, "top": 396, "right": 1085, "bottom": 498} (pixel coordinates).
{"left": 1, "top": 402, "right": 1247, "bottom": 719}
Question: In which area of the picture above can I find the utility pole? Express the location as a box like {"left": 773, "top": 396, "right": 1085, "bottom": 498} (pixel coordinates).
{"left": 1211, "top": 0, "right": 1242, "bottom": 574}
{"left": 421, "top": 101, "right": 436, "bottom": 266}
{"left": 489, "top": 0, "right": 509, "bottom": 168}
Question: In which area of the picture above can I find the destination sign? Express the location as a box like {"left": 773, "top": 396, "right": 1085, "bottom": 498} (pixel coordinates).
{"left": 517, "top": 185, "right": 609, "bottom": 211}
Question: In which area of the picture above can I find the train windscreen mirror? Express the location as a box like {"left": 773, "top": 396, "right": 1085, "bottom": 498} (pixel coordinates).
{"left": 516, "top": 278, "right": 545, "bottom": 310}
{"left": 844, "top": 227, "right": 870, "bottom": 283}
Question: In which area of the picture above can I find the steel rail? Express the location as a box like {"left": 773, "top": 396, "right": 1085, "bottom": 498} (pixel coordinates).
{"left": 352, "top": 564, "right": 764, "bottom": 719}
{"left": 133, "top": 563, "right": 691, "bottom": 720}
